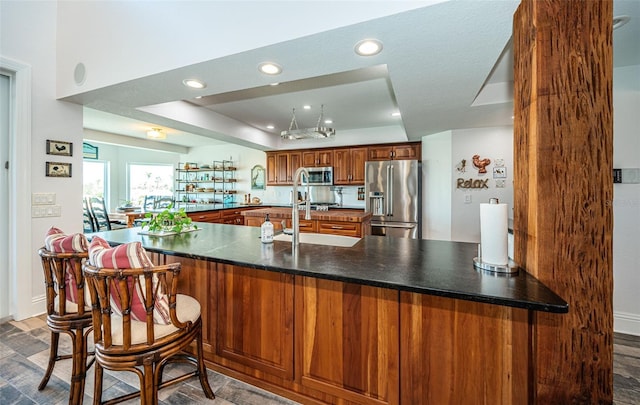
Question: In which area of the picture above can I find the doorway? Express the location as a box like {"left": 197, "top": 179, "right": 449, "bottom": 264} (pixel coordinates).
{"left": 0, "top": 73, "right": 8, "bottom": 320}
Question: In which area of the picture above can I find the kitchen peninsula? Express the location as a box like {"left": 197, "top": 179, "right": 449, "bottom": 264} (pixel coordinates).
{"left": 91, "top": 223, "right": 567, "bottom": 405}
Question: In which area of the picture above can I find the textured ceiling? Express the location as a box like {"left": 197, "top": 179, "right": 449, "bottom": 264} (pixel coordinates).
{"left": 77, "top": 0, "right": 639, "bottom": 151}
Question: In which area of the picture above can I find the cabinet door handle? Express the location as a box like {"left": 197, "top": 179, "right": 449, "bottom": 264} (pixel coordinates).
{"left": 331, "top": 226, "right": 344, "bottom": 229}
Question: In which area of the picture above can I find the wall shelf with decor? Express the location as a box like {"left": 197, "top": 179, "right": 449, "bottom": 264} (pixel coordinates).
{"left": 174, "top": 160, "right": 237, "bottom": 208}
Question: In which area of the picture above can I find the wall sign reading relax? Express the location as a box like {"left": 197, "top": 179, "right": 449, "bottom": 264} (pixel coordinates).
{"left": 456, "top": 178, "right": 489, "bottom": 189}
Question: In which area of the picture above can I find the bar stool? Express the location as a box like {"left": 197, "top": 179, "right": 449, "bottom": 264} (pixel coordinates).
{"left": 83, "top": 236, "right": 214, "bottom": 404}
{"left": 38, "top": 228, "right": 94, "bottom": 404}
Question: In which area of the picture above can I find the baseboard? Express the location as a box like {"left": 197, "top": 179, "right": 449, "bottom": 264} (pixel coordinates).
{"left": 614, "top": 311, "right": 640, "bottom": 336}
{"left": 17, "top": 294, "right": 46, "bottom": 321}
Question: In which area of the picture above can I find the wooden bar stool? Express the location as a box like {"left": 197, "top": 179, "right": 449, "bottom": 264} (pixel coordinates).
{"left": 38, "top": 243, "right": 95, "bottom": 404}
{"left": 83, "top": 237, "right": 214, "bottom": 405}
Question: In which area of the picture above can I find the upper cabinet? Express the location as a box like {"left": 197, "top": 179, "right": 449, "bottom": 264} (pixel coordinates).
{"left": 301, "top": 150, "right": 333, "bottom": 167}
{"left": 267, "top": 151, "right": 301, "bottom": 185}
{"left": 333, "top": 147, "right": 367, "bottom": 185}
{"left": 368, "top": 142, "right": 421, "bottom": 161}
{"left": 266, "top": 142, "right": 420, "bottom": 186}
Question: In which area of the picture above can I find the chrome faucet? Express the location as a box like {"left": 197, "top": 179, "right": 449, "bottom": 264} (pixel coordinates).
{"left": 292, "top": 167, "right": 311, "bottom": 246}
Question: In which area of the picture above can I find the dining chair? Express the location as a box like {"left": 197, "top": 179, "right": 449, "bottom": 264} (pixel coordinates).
{"left": 154, "top": 196, "right": 174, "bottom": 209}
{"left": 83, "top": 198, "right": 96, "bottom": 233}
{"left": 87, "top": 196, "right": 126, "bottom": 231}
{"left": 83, "top": 237, "right": 214, "bottom": 405}
{"left": 39, "top": 228, "right": 94, "bottom": 405}
{"left": 143, "top": 195, "right": 156, "bottom": 211}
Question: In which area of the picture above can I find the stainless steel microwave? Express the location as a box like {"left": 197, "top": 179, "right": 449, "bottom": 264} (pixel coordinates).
{"left": 302, "top": 167, "right": 333, "bottom": 185}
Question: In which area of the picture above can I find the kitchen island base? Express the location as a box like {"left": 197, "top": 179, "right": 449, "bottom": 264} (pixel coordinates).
{"left": 154, "top": 253, "right": 531, "bottom": 405}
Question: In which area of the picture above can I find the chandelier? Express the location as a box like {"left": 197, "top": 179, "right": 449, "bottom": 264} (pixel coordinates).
{"left": 280, "top": 105, "right": 335, "bottom": 140}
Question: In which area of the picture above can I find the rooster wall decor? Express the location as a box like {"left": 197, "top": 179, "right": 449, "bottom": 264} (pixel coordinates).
{"left": 472, "top": 155, "right": 491, "bottom": 174}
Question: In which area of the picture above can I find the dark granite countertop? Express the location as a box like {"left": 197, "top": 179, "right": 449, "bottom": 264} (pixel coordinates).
{"left": 90, "top": 223, "right": 568, "bottom": 313}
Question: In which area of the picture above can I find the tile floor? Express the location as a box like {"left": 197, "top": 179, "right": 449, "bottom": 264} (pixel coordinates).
{"left": 1, "top": 315, "right": 638, "bottom": 404}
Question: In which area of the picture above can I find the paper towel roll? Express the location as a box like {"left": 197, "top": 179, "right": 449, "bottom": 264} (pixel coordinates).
{"left": 480, "top": 202, "right": 509, "bottom": 265}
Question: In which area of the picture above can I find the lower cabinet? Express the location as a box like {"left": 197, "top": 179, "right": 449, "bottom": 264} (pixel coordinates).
{"left": 169, "top": 257, "right": 527, "bottom": 405}
{"left": 186, "top": 210, "right": 222, "bottom": 223}
{"left": 317, "top": 220, "right": 361, "bottom": 237}
{"left": 295, "top": 277, "right": 400, "bottom": 405}
{"left": 215, "top": 263, "right": 295, "bottom": 380}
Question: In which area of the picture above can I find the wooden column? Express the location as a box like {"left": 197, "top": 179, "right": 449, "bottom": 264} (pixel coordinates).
{"left": 513, "top": 0, "right": 613, "bottom": 403}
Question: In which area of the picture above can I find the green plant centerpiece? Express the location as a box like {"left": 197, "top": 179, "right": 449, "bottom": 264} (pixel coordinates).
{"left": 143, "top": 203, "right": 197, "bottom": 234}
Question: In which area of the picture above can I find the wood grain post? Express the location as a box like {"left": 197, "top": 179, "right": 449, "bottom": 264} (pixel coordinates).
{"left": 513, "top": 0, "right": 613, "bottom": 403}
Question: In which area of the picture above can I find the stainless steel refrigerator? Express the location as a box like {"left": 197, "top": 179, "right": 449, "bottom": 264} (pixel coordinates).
{"left": 365, "top": 160, "right": 421, "bottom": 239}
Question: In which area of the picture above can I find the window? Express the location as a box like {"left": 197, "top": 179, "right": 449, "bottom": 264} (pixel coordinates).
{"left": 83, "top": 160, "right": 108, "bottom": 198}
{"left": 128, "top": 163, "right": 174, "bottom": 206}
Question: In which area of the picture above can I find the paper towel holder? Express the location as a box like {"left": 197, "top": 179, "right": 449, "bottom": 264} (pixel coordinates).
{"left": 473, "top": 244, "right": 519, "bottom": 275}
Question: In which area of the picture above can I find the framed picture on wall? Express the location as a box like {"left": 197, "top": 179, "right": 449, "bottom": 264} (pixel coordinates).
{"left": 46, "top": 140, "right": 73, "bottom": 156}
{"left": 251, "top": 165, "right": 266, "bottom": 190}
{"left": 46, "top": 162, "right": 72, "bottom": 177}
{"left": 493, "top": 167, "right": 507, "bottom": 179}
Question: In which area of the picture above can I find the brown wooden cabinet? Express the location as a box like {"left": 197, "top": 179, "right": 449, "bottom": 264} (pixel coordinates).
{"left": 220, "top": 207, "right": 252, "bottom": 225}
{"left": 317, "top": 220, "right": 362, "bottom": 237}
{"left": 266, "top": 153, "right": 277, "bottom": 184}
{"left": 266, "top": 142, "right": 420, "bottom": 186}
{"left": 170, "top": 254, "right": 528, "bottom": 405}
{"left": 333, "top": 147, "right": 367, "bottom": 185}
{"left": 267, "top": 151, "right": 301, "bottom": 185}
{"left": 216, "top": 263, "right": 295, "bottom": 380}
{"left": 295, "top": 277, "right": 399, "bottom": 404}
{"left": 368, "top": 142, "right": 421, "bottom": 161}
{"left": 301, "top": 149, "right": 333, "bottom": 167}
{"left": 187, "top": 211, "right": 222, "bottom": 223}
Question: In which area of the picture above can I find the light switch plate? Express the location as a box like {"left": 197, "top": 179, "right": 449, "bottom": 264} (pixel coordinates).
{"left": 32, "top": 192, "right": 56, "bottom": 205}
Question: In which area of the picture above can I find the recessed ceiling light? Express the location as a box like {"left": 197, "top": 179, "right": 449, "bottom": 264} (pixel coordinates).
{"left": 324, "top": 119, "right": 333, "bottom": 124}
{"left": 391, "top": 112, "right": 401, "bottom": 117}
{"left": 303, "top": 105, "right": 311, "bottom": 110}
{"left": 258, "top": 62, "right": 282, "bottom": 75}
{"left": 270, "top": 82, "right": 280, "bottom": 86}
{"left": 355, "top": 39, "right": 383, "bottom": 56}
{"left": 266, "top": 125, "right": 275, "bottom": 130}
{"left": 146, "top": 128, "right": 166, "bottom": 140}
{"left": 182, "top": 79, "right": 206, "bottom": 89}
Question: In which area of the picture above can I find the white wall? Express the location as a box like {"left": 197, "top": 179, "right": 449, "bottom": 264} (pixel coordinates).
{"left": 612, "top": 65, "right": 640, "bottom": 335}
{"left": 1, "top": 1, "right": 85, "bottom": 319}
{"left": 422, "top": 131, "right": 453, "bottom": 240}
{"left": 422, "top": 126, "right": 514, "bottom": 243}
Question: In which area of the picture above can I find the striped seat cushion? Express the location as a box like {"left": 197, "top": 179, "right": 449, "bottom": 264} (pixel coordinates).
{"left": 88, "top": 237, "right": 171, "bottom": 325}
{"left": 44, "top": 227, "right": 89, "bottom": 305}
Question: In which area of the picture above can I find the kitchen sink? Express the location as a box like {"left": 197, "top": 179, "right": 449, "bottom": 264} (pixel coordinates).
{"left": 273, "top": 232, "right": 361, "bottom": 247}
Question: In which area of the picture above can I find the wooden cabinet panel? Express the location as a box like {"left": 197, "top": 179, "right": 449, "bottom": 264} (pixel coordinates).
{"left": 334, "top": 147, "right": 367, "bottom": 185}
{"left": 368, "top": 145, "right": 394, "bottom": 161}
{"left": 187, "top": 211, "right": 221, "bottom": 223}
{"left": 399, "top": 293, "right": 529, "bottom": 404}
{"left": 272, "top": 151, "right": 302, "bottom": 184}
{"left": 392, "top": 143, "right": 420, "bottom": 160}
{"left": 220, "top": 208, "right": 250, "bottom": 225}
{"left": 302, "top": 150, "right": 333, "bottom": 167}
{"left": 283, "top": 218, "right": 317, "bottom": 233}
{"left": 317, "top": 221, "right": 361, "bottom": 237}
{"left": 266, "top": 153, "right": 277, "bottom": 185}
{"left": 295, "top": 277, "right": 399, "bottom": 405}
{"left": 244, "top": 216, "right": 285, "bottom": 231}
{"left": 368, "top": 142, "right": 421, "bottom": 161}
{"left": 276, "top": 152, "right": 290, "bottom": 184}
{"left": 216, "top": 263, "right": 295, "bottom": 380}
